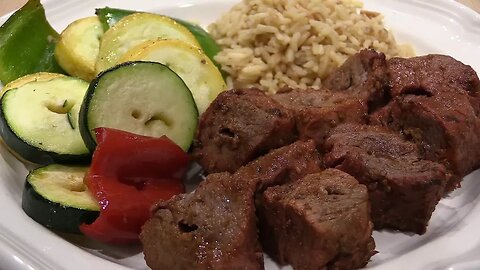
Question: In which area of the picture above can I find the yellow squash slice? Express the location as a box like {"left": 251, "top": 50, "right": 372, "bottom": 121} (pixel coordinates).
{"left": 1, "top": 72, "right": 65, "bottom": 96}
{"left": 54, "top": 16, "right": 104, "bottom": 81}
{"left": 95, "top": 13, "right": 200, "bottom": 74}
{"left": 120, "top": 39, "right": 226, "bottom": 114}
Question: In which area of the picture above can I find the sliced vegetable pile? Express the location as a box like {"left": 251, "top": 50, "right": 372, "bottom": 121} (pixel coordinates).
{"left": 0, "top": 0, "right": 227, "bottom": 244}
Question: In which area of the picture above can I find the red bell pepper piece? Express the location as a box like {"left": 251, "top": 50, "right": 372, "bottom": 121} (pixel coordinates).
{"left": 80, "top": 127, "right": 188, "bottom": 244}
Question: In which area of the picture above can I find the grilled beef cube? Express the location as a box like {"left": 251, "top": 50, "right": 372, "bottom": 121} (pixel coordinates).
{"left": 387, "top": 54, "right": 480, "bottom": 98}
{"left": 324, "top": 124, "right": 447, "bottom": 234}
{"left": 141, "top": 141, "right": 322, "bottom": 270}
{"left": 192, "top": 88, "right": 296, "bottom": 174}
{"left": 259, "top": 169, "right": 375, "bottom": 270}
{"left": 371, "top": 54, "right": 480, "bottom": 191}
{"left": 272, "top": 89, "right": 367, "bottom": 149}
{"left": 370, "top": 89, "right": 480, "bottom": 191}
{"left": 323, "top": 49, "right": 389, "bottom": 111}
{"left": 368, "top": 102, "right": 392, "bottom": 126}
{"left": 141, "top": 172, "right": 263, "bottom": 270}
{"left": 235, "top": 140, "right": 323, "bottom": 191}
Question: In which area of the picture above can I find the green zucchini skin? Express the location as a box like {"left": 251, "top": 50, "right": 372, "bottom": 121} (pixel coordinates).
{"left": 78, "top": 71, "right": 102, "bottom": 152}
{"left": 79, "top": 61, "right": 198, "bottom": 152}
{"left": 0, "top": 107, "right": 90, "bottom": 165}
{"left": 0, "top": 77, "right": 91, "bottom": 165}
{"left": 21, "top": 165, "right": 99, "bottom": 234}
{"left": 22, "top": 181, "right": 99, "bottom": 234}
{"left": 78, "top": 63, "right": 123, "bottom": 152}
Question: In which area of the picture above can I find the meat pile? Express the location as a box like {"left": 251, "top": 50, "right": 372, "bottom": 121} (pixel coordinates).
{"left": 141, "top": 50, "right": 480, "bottom": 270}
{"left": 324, "top": 124, "right": 446, "bottom": 233}
{"left": 142, "top": 141, "right": 375, "bottom": 269}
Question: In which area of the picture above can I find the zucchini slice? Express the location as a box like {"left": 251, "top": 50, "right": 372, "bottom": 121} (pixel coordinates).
{"left": 22, "top": 164, "right": 99, "bottom": 234}
{"left": 120, "top": 39, "right": 226, "bottom": 114}
{"left": 55, "top": 16, "right": 104, "bottom": 81}
{"left": 0, "top": 76, "right": 90, "bottom": 164}
{"left": 95, "top": 13, "right": 199, "bottom": 73}
{"left": 80, "top": 61, "right": 198, "bottom": 151}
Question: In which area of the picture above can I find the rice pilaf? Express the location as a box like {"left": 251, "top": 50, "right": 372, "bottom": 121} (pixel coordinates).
{"left": 208, "top": 0, "right": 414, "bottom": 93}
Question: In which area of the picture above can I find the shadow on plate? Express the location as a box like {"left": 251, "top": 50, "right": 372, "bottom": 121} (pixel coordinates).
{"left": 56, "top": 231, "right": 148, "bottom": 268}
{"left": 0, "top": 143, "right": 32, "bottom": 199}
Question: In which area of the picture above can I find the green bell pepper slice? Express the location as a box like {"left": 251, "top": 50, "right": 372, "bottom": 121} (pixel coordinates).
{"left": 174, "top": 17, "right": 222, "bottom": 67}
{"left": 95, "top": 7, "right": 133, "bottom": 32}
{"left": 0, "top": 0, "right": 64, "bottom": 85}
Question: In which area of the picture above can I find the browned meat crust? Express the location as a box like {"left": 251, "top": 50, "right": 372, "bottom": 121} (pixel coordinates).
{"left": 324, "top": 124, "right": 447, "bottom": 234}
{"left": 141, "top": 141, "right": 322, "bottom": 270}
{"left": 273, "top": 89, "right": 367, "bottom": 149}
{"left": 234, "top": 140, "right": 323, "bottom": 191}
{"left": 192, "top": 50, "right": 389, "bottom": 175}
{"left": 143, "top": 50, "right": 480, "bottom": 270}
{"left": 370, "top": 55, "right": 480, "bottom": 191}
{"left": 258, "top": 169, "right": 375, "bottom": 270}
{"left": 387, "top": 54, "right": 480, "bottom": 97}
{"left": 371, "top": 91, "right": 480, "bottom": 191}
{"left": 323, "top": 49, "right": 389, "bottom": 111}
{"left": 141, "top": 172, "right": 263, "bottom": 270}
{"left": 192, "top": 88, "right": 296, "bottom": 174}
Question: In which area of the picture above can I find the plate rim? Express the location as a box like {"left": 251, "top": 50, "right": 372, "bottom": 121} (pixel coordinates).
{"left": 0, "top": 0, "right": 479, "bottom": 269}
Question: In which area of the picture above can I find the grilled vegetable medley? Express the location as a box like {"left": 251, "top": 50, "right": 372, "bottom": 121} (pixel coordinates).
{"left": 0, "top": 0, "right": 226, "bottom": 243}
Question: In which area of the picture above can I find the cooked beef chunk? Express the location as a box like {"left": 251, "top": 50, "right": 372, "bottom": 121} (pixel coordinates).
{"left": 141, "top": 141, "right": 322, "bottom": 270}
{"left": 387, "top": 54, "right": 480, "bottom": 98}
{"left": 235, "top": 140, "right": 323, "bottom": 191}
{"left": 324, "top": 124, "right": 447, "bottom": 234}
{"left": 192, "top": 88, "right": 296, "bottom": 174}
{"left": 368, "top": 102, "right": 392, "bottom": 126}
{"left": 193, "top": 54, "right": 387, "bottom": 172}
{"left": 323, "top": 49, "right": 389, "bottom": 111}
{"left": 272, "top": 89, "right": 367, "bottom": 149}
{"left": 370, "top": 55, "right": 480, "bottom": 191}
{"left": 141, "top": 172, "right": 263, "bottom": 270}
{"left": 370, "top": 89, "right": 480, "bottom": 191}
{"left": 259, "top": 169, "right": 375, "bottom": 270}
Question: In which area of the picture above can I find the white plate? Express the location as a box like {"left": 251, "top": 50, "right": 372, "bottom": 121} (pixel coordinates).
{"left": 0, "top": 0, "right": 479, "bottom": 269}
